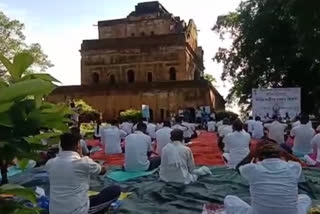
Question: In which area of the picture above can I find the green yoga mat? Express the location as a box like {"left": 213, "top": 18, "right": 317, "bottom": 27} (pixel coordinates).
{"left": 106, "top": 168, "right": 158, "bottom": 182}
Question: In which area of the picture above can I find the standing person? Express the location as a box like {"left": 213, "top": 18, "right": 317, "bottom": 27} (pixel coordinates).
{"left": 207, "top": 119, "right": 217, "bottom": 132}
{"left": 70, "top": 102, "right": 79, "bottom": 127}
{"left": 252, "top": 116, "right": 264, "bottom": 139}
{"left": 245, "top": 116, "right": 255, "bottom": 136}
{"left": 264, "top": 116, "right": 288, "bottom": 144}
{"left": 290, "top": 114, "right": 315, "bottom": 157}
{"left": 222, "top": 119, "right": 251, "bottom": 168}
{"left": 119, "top": 120, "right": 133, "bottom": 135}
{"left": 124, "top": 122, "right": 160, "bottom": 172}
{"left": 93, "top": 119, "right": 102, "bottom": 141}
{"left": 160, "top": 129, "right": 212, "bottom": 184}
{"left": 46, "top": 133, "right": 121, "bottom": 214}
{"left": 155, "top": 121, "right": 173, "bottom": 155}
{"left": 224, "top": 143, "right": 311, "bottom": 214}
{"left": 101, "top": 120, "right": 126, "bottom": 154}
{"left": 146, "top": 120, "right": 157, "bottom": 140}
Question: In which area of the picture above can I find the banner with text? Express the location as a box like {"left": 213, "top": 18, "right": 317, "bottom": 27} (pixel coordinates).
{"left": 252, "top": 88, "right": 301, "bottom": 121}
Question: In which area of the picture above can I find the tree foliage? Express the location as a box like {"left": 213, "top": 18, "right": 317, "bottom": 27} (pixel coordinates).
{"left": 0, "top": 52, "right": 71, "bottom": 186}
{"left": 213, "top": 0, "right": 320, "bottom": 114}
{"left": 0, "top": 11, "right": 53, "bottom": 76}
{"left": 203, "top": 73, "right": 217, "bottom": 85}
{"left": 74, "top": 99, "right": 100, "bottom": 123}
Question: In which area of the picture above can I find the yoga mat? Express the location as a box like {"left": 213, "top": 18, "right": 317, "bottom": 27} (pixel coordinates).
{"left": 106, "top": 168, "right": 158, "bottom": 182}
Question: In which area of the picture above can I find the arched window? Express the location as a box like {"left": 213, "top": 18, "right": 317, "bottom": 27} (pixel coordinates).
{"left": 169, "top": 67, "right": 176, "bottom": 81}
{"left": 140, "top": 32, "right": 145, "bottom": 36}
{"left": 147, "top": 72, "right": 153, "bottom": 82}
{"left": 151, "top": 31, "right": 155, "bottom": 36}
{"left": 110, "top": 75, "right": 116, "bottom": 84}
{"left": 92, "top": 72, "right": 99, "bottom": 83}
{"left": 127, "top": 70, "right": 135, "bottom": 83}
{"left": 131, "top": 33, "right": 135, "bottom": 37}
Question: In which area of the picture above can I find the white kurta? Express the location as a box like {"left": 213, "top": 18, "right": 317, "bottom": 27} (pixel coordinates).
{"left": 155, "top": 127, "right": 173, "bottom": 155}
{"left": 101, "top": 126, "right": 126, "bottom": 154}
{"left": 264, "top": 121, "right": 287, "bottom": 144}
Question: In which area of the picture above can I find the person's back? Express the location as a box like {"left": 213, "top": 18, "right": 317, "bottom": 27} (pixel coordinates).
{"left": 240, "top": 159, "right": 302, "bottom": 214}
{"left": 147, "top": 122, "right": 157, "bottom": 139}
{"left": 160, "top": 140, "right": 197, "bottom": 184}
{"left": 219, "top": 125, "right": 233, "bottom": 138}
{"left": 224, "top": 143, "right": 311, "bottom": 214}
{"left": 155, "top": 122, "right": 173, "bottom": 155}
{"left": 120, "top": 121, "right": 133, "bottom": 135}
{"left": 125, "top": 127, "right": 152, "bottom": 172}
{"left": 312, "top": 133, "right": 320, "bottom": 163}
{"left": 223, "top": 130, "right": 250, "bottom": 168}
{"left": 245, "top": 117, "right": 255, "bottom": 134}
{"left": 291, "top": 115, "right": 315, "bottom": 156}
{"left": 252, "top": 117, "right": 264, "bottom": 139}
{"left": 102, "top": 125, "right": 125, "bottom": 154}
{"left": 207, "top": 120, "right": 216, "bottom": 132}
{"left": 46, "top": 133, "right": 120, "bottom": 214}
{"left": 46, "top": 152, "right": 98, "bottom": 214}
{"left": 160, "top": 129, "right": 197, "bottom": 184}
{"left": 264, "top": 120, "right": 287, "bottom": 144}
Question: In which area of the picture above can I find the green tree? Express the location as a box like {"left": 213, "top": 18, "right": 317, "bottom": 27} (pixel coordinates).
{"left": 0, "top": 52, "right": 71, "bottom": 186}
{"left": 203, "top": 73, "right": 217, "bottom": 85}
{"left": 0, "top": 11, "right": 53, "bottom": 77}
{"left": 213, "top": 0, "right": 320, "bottom": 114}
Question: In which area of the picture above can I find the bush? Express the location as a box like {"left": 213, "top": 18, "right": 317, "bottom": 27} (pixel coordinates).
{"left": 74, "top": 100, "right": 100, "bottom": 123}
{"left": 215, "top": 111, "right": 239, "bottom": 121}
{"left": 119, "top": 109, "right": 142, "bottom": 122}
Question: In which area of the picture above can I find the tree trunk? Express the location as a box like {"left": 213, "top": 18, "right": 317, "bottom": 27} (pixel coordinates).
{"left": 0, "top": 161, "right": 8, "bottom": 185}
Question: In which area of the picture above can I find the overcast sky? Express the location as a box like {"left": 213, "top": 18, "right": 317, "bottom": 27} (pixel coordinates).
{"left": 0, "top": 0, "right": 241, "bottom": 100}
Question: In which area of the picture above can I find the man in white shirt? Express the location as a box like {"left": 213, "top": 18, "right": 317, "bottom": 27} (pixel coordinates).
{"left": 245, "top": 116, "right": 255, "bottom": 135}
{"left": 146, "top": 121, "right": 157, "bottom": 140}
{"left": 155, "top": 121, "right": 173, "bottom": 155}
{"left": 290, "top": 115, "right": 315, "bottom": 157}
{"left": 252, "top": 116, "right": 264, "bottom": 139}
{"left": 292, "top": 116, "right": 313, "bottom": 129}
{"left": 264, "top": 116, "right": 288, "bottom": 144}
{"left": 46, "top": 133, "right": 120, "bottom": 214}
{"left": 101, "top": 120, "right": 126, "bottom": 154}
{"left": 223, "top": 119, "right": 251, "bottom": 168}
{"left": 207, "top": 119, "right": 217, "bottom": 132}
{"left": 124, "top": 122, "right": 161, "bottom": 172}
{"left": 217, "top": 118, "right": 233, "bottom": 151}
{"left": 224, "top": 143, "right": 311, "bottom": 214}
{"left": 119, "top": 120, "right": 133, "bottom": 135}
{"left": 160, "top": 129, "right": 212, "bottom": 184}
{"left": 311, "top": 133, "right": 320, "bottom": 164}
{"left": 172, "top": 118, "right": 189, "bottom": 142}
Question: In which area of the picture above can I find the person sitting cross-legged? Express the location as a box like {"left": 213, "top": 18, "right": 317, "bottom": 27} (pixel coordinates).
{"left": 222, "top": 119, "right": 251, "bottom": 169}
{"left": 224, "top": 143, "right": 311, "bottom": 214}
{"left": 160, "top": 129, "right": 212, "bottom": 184}
{"left": 46, "top": 133, "right": 121, "bottom": 214}
{"left": 124, "top": 122, "right": 161, "bottom": 172}
{"left": 155, "top": 121, "right": 173, "bottom": 156}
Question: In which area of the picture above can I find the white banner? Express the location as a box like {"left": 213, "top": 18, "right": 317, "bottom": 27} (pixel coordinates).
{"left": 252, "top": 88, "right": 301, "bottom": 121}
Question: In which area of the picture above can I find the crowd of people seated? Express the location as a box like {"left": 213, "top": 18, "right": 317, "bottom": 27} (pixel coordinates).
{"left": 44, "top": 110, "right": 320, "bottom": 214}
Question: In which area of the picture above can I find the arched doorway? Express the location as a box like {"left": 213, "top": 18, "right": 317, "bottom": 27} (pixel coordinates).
{"left": 110, "top": 75, "right": 116, "bottom": 84}
{"left": 149, "top": 108, "right": 154, "bottom": 122}
{"left": 147, "top": 72, "right": 153, "bottom": 82}
{"left": 92, "top": 72, "right": 100, "bottom": 84}
{"left": 127, "top": 70, "right": 135, "bottom": 83}
{"left": 169, "top": 67, "right": 176, "bottom": 80}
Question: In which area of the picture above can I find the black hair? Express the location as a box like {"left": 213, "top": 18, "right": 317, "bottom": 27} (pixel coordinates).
{"left": 249, "top": 116, "right": 253, "bottom": 120}
{"left": 60, "top": 133, "right": 80, "bottom": 151}
{"left": 300, "top": 114, "right": 309, "bottom": 125}
{"left": 137, "top": 122, "right": 147, "bottom": 132}
{"left": 163, "top": 121, "right": 171, "bottom": 128}
{"left": 255, "top": 116, "right": 261, "bottom": 121}
{"left": 110, "top": 120, "right": 118, "bottom": 126}
{"left": 232, "top": 119, "right": 243, "bottom": 132}
{"left": 171, "top": 129, "right": 184, "bottom": 142}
